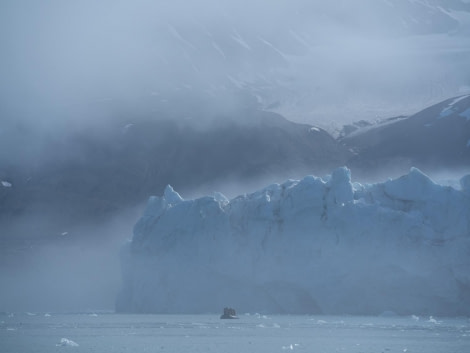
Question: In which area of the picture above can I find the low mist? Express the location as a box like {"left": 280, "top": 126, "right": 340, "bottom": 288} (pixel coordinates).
{"left": 0, "top": 207, "right": 141, "bottom": 313}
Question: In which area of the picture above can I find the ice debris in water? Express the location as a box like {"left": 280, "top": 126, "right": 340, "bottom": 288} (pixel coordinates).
{"left": 282, "top": 343, "right": 300, "bottom": 350}
{"left": 428, "top": 316, "right": 440, "bottom": 324}
{"left": 57, "top": 338, "right": 79, "bottom": 347}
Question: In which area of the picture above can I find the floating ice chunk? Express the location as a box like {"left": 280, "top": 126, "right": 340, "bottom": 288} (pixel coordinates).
{"left": 44, "top": 313, "right": 51, "bottom": 317}
{"left": 57, "top": 338, "right": 79, "bottom": 347}
{"left": 309, "top": 127, "right": 320, "bottom": 132}
{"left": 282, "top": 343, "right": 299, "bottom": 350}
{"left": 255, "top": 314, "right": 269, "bottom": 319}
{"left": 411, "top": 315, "right": 419, "bottom": 321}
{"left": 428, "top": 316, "right": 439, "bottom": 324}
{"left": 1, "top": 181, "right": 12, "bottom": 187}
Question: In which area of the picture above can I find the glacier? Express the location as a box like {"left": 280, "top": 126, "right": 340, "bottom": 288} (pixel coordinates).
{"left": 116, "top": 167, "right": 470, "bottom": 316}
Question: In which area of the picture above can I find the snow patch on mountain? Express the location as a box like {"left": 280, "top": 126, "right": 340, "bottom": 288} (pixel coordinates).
{"left": 449, "top": 95, "right": 470, "bottom": 106}
{"left": 212, "top": 41, "right": 227, "bottom": 60}
{"left": 460, "top": 108, "right": 470, "bottom": 120}
{"left": 231, "top": 29, "right": 252, "bottom": 51}
{"left": 117, "top": 167, "right": 470, "bottom": 316}
{"left": 440, "top": 95, "right": 470, "bottom": 118}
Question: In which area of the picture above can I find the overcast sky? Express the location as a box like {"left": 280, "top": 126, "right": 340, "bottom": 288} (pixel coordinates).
{"left": 1, "top": 0, "right": 470, "bottom": 132}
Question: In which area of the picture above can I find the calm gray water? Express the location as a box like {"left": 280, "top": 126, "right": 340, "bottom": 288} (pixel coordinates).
{"left": 1, "top": 313, "right": 469, "bottom": 353}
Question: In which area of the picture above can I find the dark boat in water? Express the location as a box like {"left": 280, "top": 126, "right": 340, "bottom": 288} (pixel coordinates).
{"left": 220, "top": 307, "right": 238, "bottom": 319}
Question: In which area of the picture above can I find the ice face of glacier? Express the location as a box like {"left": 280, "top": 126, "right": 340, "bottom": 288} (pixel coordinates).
{"left": 116, "top": 167, "right": 470, "bottom": 316}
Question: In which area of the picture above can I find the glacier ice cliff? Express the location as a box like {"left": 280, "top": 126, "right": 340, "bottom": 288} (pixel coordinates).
{"left": 116, "top": 167, "right": 470, "bottom": 316}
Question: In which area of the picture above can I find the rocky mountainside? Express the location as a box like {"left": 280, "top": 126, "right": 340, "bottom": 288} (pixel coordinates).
{"left": 3, "top": 0, "right": 470, "bottom": 131}
{"left": 0, "top": 108, "right": 352, "bottom": 240}
{"left": 342, "top": 95, "right": 470, "bottom": 178}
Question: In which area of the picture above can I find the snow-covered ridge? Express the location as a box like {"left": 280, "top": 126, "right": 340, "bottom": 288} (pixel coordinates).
{"left": 439, "top": 94, "right": 470, "bottom": 118}
{"left": 117, "top": 167, "right": 470, "bottom": 316}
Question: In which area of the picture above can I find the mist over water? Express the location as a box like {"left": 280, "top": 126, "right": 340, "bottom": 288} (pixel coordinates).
{"left": 0, "top": 208, "right": 140, "bottom": 313}
{"left": 0, "top": 0, "right": 470, "bottom": 314}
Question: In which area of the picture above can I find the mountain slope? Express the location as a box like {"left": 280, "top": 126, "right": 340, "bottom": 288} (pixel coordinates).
{"left": 342, "top": 95, "right": 470, "bottom": 176}
{"left": 2, "top": 0, "right": 470, "bottom": 131}
{"left": 2, "top": 95, "right": 470, "bottom": 239}
{"left": 0, "top": 109, "right": 352, "bottom": 239}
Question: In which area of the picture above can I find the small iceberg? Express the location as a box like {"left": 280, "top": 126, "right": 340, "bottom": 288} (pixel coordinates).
{"left": 220, "top": 307, "right": 239, "bottom": 319}
{"left": 1, "top": 181, "right": 12, "bottom": 188}
{"left": 428, "top": 316, "right": 440, "bottom": 324}
{"left": 56, "top": 338, "right": 79, "bottom": 347}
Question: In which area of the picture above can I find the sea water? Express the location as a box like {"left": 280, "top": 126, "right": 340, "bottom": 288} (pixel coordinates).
{"left": 1, "top": 312, "right": 469, "bottom": 353}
